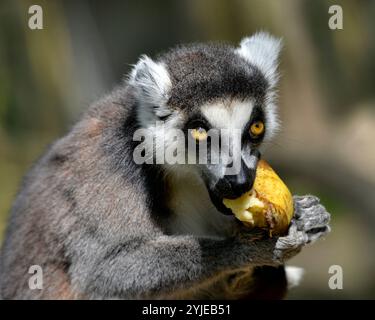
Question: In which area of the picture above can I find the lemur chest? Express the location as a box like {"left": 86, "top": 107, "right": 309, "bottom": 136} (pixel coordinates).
{"left": 167, "top": 174, "right": 236, "bottom": 238}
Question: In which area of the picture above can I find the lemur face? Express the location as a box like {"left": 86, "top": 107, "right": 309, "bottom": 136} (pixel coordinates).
{"left": 130, "top": 32, "right": 282, "bottom": 215}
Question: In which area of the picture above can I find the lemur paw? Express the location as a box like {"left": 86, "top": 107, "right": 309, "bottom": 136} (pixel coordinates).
{"left": 273, "top": 195, "right": 331, "bottom": 262}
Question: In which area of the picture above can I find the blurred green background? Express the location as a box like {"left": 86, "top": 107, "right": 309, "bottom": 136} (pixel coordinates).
{"left": 0, "top": 0, "right": 374, "bottom": 299}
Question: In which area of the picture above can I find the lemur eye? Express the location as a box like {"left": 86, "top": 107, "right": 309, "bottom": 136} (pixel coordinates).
{"left": 250, "top": 121, "right": 265, "bottom": 137}
{"left": 191, "top": 127, "right": 208, "bottom": 141}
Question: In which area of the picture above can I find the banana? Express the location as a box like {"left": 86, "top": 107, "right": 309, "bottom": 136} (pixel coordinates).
{"left": 223, "top": 160, "right": 293, "bottom": 236}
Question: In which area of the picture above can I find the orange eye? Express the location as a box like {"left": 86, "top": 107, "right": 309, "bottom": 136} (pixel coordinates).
{"left": 191, "top": 127, "right": 208, "bottom": 141}
{"left": 250, "top": 121, "right": 265, "bottom": 136}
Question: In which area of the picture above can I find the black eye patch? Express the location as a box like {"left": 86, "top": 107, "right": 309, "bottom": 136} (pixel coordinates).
{"left": 249, "top": 105, "right": 265, "bottom": 123}
{"left": 153, "top": 105, "right": 171, "bottom": 121}
{"left": 183, "top": 114, "right": 216, "bottom": 160}
{"left": 243, "top": 105, "right": 266, "bottom": 144}
{"left": 184, "top": 114, "right": 211, "bottom": 132}
{"left": 157, "top": 114, "right": 170, "bottom": 121}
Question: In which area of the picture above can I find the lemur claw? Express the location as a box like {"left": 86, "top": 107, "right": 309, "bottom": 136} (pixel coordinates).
{"left": 273, "top": 195, "right": 331, "bottom": 262}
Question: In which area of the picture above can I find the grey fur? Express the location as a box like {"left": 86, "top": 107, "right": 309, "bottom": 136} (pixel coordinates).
{"left": 0, "top": 37, "right": 330, "bottom": 299}
{"left": 162, "top": 43, "right": 268, "bottom": 110}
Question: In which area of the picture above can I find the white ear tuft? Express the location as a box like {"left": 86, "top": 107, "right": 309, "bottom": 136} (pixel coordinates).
{"left": 129, "top": 55, "right": 172, "bottom": 107}
{"left": 129, "top": 55, "right": 173, "bottom": 125}
{"left": 236, "top": 32, "right": 282, "bottom": 88}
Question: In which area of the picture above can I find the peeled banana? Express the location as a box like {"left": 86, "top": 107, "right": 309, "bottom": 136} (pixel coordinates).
{"left": 223, "top": 160, "right": 293, "bottom": 236}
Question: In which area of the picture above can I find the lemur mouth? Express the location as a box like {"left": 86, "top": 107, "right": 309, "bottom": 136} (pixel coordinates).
{"left": 207, "top": 189, "right": 234, "bottom": 216}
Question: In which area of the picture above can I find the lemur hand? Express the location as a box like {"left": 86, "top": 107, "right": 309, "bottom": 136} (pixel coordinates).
{"left": 273, "top": 195, "right": 331, "bottom": 262}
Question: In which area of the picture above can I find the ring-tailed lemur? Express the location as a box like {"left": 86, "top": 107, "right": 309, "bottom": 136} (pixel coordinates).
{"left": 0, "top": 32, "right": 330, "bottom": 299}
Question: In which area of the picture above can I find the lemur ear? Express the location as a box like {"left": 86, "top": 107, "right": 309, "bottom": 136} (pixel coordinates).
{"left": 236, "top": 32, "right": 282, "bottom": 88}
{"left": 129, "top": 55, "right": 172, "bottom": 123}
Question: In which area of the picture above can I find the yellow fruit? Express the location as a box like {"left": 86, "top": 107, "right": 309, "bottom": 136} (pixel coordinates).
{"left": 223, "top": 160, "right": 293, "bottom": 236}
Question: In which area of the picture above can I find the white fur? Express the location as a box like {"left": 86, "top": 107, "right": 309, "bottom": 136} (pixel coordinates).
{"left": 236, "top": 32, "right": 282, "bottom": 89}
{"left": 201, "top": 99, "right": 253, "bottom": 131}
{"left": 263, "top": 95, "right": 281, "bottom": 142}
{"left": 201, "top": 98, "right": 277, "bottom": 177}
{"left": 129, "top": 55, "right": 173, "bottom": 127}
{"left": 129, "top": 55, "right": 183, "bottom": 163}
{"left": 201, "top": 99, "right": 255, "bottom": 178}
{"left": 201, "top": 96, "right": 279, "bottom": 143}
{"left": 135, "top": 116, "right": 185, "bottom": 165}
{"left": 285, "top": 266, "right": 304, "bottom": 289}
{"left": 236, "top": 33, "right": 282, "bottom": 141}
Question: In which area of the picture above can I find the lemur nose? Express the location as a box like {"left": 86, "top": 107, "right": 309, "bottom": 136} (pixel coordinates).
{"left": 224, "top": 159, "right": 256, "bottom": 199}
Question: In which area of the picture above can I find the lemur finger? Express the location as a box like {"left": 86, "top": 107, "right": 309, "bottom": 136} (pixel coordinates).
{"left": 293, "top": 195, "right": 320, "bottom": 210}
{"left": 274, "top": 223, "right": 308, "bottom": 261}
{"left": 293, "top": 194, "right": 320, "bottom": 204}
{"left": 306, "top": 225, "right": 331, "bottom": 244}
{"left": 295, "top": 205, "right": 331, "bottom": 231}
{"left": 293, "top": 195, "right": 318, "bottom": 219}
{"left": 277, "top": 223, "right": 308, "bottom": 249}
